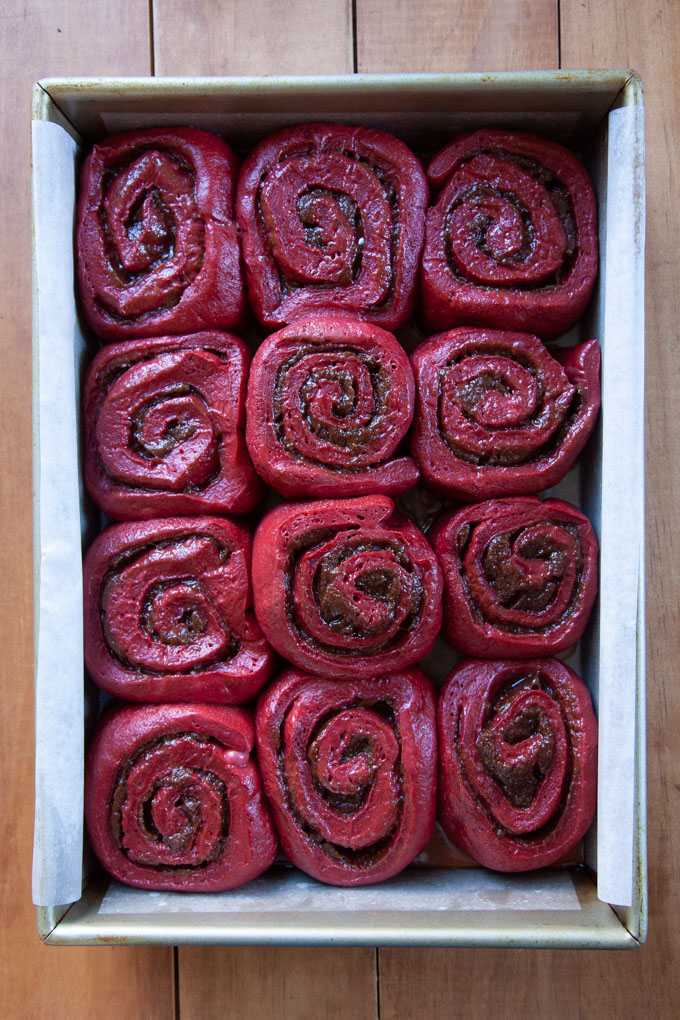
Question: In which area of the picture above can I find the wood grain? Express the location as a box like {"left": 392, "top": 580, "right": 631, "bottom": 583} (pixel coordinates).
{"left": 179, "top": 947, "right": 377, "bottom": 1020}
{"left": 359, "top": 0, "right": 573, "bottom": 1012}
{"left": 154, "top": 7, "right": 380, "bottom": 1016}
{"left": 379, "top": 948, "right": 581, "bottom": 1020}
{"left": 561, "top": 0, "right": 680, "bottom": 1013}
{"left": 153, "top": 0, "right": 353, "bottom": 75}
{"left": 356, "top": 0, "right": 558, "bottom": 72}
{"left": 0, "top": 2, "right": 174, "bottom": 1017}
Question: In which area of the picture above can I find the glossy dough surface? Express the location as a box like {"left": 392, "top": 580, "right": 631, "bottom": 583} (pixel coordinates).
{"left": 76, "top": 127, "right": 246, "bottom": 340}
{"left": 438, "top": 658, "right": 597, "bottom": 871}
{"left": 433, "top": 496, "right": 598, "bottom": 657}
{"left": 246, "top": 316, "right": 419, "bottom": 497}
{"left": 85, "top": 703, "right": 277, "bottom": 890}
{"left": 411, "top": 328, "right": 600, "bottom": 501}
{"left": 252, "top": 495, "right": 443, "bottom": 678}
{"left": 83, "top": 331, "right": 261, "bottom": 518}
{"left": 256, "top": 668, "right": 437, "bottom": 885}
{"left": 84, "top": 516, "right": 274, "bottom": 703}
{"left": 237, "top": 123, "right": 427, "bottom": 330}
{"left": 421, "top": 129, "right": 598, "bottom": 338}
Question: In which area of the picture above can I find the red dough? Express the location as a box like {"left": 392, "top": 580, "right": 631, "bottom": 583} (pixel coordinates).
{"left": 433, "top": 497, "right": 598, "bottom": 657}
{"left": 83, "top": 331, "right": 261, "bottom": 519}
{"left": 411, "top": 328, "right": 600, "bottom": 501}
{"left": 421, "top": 129, "right": 598, "bottom": 339}
{"left": 84, "top": 517, "right": 274, "bottom": 704}
{"left": 245, "top": 316, "right": 419, "bottom": 498}
{"left": 85, "top": 703, "right": 277, "bottom": 891}
{"left": 76, "top": 127, "right": 246, "bottom": 340}
{"left": 256, "top": 668, "right": 437, "bottom": 885}
{"left": 252, "top": 496, "right": 443, "bottom": 678}
{"left": 237, "top": 123, "right": 427, "bottom": 331}
{"left": 438, "top": 658, "right": 597, "bottom": 871}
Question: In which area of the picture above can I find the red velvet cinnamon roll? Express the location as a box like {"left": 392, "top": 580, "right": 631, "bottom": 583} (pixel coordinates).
{"left": 84, "top": 517, "right": 274, "bottom": 704}
{"left": 237, "top": 123, "right": 427, "bottom": 330}
{"left": 252, "top": 496, "right": 443, "bottom": 678}
{"left": 411, "top": 329, "right": 600, "bottom": 501}
{"left": 245, "top": 316, "right": 419, "bottom": 498}
{"left": 85, "top": 703, "right": 277, "bottom": 891}
{"left": 422, "top": 129, "right": 598, "bottom": 339}
{"left": 83, "top": 331, "right": 261, "bottom": 519}
{"left": 438, "top": 658, "right": 597, "bottom": 871}
{"left": 256, "top": 668, "right": 437, "bottom": 885}
{"left": 433, "top": 497, "right": 598, "bottom": 657}
{"left": 76, "top": 127, "right": 246, "bottom": 340}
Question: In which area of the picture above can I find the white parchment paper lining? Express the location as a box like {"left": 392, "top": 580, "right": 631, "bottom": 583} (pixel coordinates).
{"left": 100, "top": 868, "right": 580, "bottom": 914}
{"left": 32, "top": 120, "right": 84, "bottom": 906}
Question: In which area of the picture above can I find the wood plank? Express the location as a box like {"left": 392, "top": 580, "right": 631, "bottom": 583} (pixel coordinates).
{"left": 378, "top": 948, "right": 580, "bottom": 1020}
{"left": 0, "top": 2, "right": 174, "bottom": 1016}
{"left": 156, "top": 6, "right": 378, "bottom": 1017}
{"left": 179, "top": 947, "right": 377, "bottom": 1020}
{"left": 561, "top": 0, "right": 680, "bottom": 1012}
{"left": 153, "top": 0, "right": 353, "bottom": 76}
{"left": 356, "top": 0, "right": 558, "bottom": 72}
{"left": 357, "top": 2, "right": 576, "bottom": 1015}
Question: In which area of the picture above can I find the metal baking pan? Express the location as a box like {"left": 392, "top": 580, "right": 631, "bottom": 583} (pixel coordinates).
{"left": 31, "top": 71, "right": 645, "bottom": 947}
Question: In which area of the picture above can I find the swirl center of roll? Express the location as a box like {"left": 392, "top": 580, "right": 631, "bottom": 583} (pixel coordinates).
{"left": 292, "top": 532, "right": 422, "bottom": 653}
{"left": 463, "top": 519, "right": 581, "bottom": 629}
{"left": 258, "top": 151, "right": 393, "bottom": 302}
{"left": 458, "top": 672, "right": 570, "bottom": 836}
{"left": 102, "top": 536, "right": 236, "bottom": 672}
{"left": 273, "top": 348, "right": 396, "bottom": 467}
{"left": 112, "top": 735, "right": 231, "bottom": 867}
{"left": 97, "top": 351, "right": 222, "bottom": 491}
{"left": 432, "top": 335, "right": 578, "bottom": 469}
{"left": 444, "top": 152, "right": 573, "bottom": 289}
{"left": 283, "top": 703, "right": 401, "bottom": 850}
{"left": 100, "top": 149, "right": 204, "bottom": 317}
{"left": 443, "top": 354, "right": 540, "bottom": 428}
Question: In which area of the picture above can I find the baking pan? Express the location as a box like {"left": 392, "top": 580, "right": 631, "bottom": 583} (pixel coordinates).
{"left": 31, "top": 71, "right": 646, "bottom": 947}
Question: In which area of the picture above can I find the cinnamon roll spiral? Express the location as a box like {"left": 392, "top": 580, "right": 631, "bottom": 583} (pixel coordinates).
{"left": 252, "top": 496, "right": 443, "bottom": 678}
{"left": 237, "top": 123, "right": 427, "bottom": 330}
{"left": 411, "top": 328, "right": 600, "bottom": 500}
{"left": 433, "top": 497, "right": 598, "bottom": 657}
{"left": 83, "top": 331, "right": 261, "bottom": 518}
{"left": 76, "top": 127, "right": 246, "bottom": 340}
{"left": 84, "top": 517, "right": 274, "bottom": 703}
{"left": 256, "top": 668, "right": 437, "bottom": 885}
{"left": 85, "top": 703, "right": 277, "bottom": 890}
{"left": 438, "top": 657, "right": 597, "bottom": 871}
{"left": 246, "top": 316, "right": 419, "bottom": 497}
{"left": 421, "top": 129, "right": 598, "bottom": 339}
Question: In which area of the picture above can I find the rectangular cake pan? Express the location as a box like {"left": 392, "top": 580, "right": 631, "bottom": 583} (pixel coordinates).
{"left": 31, "top": 70, "right": 646, "bottom": 948}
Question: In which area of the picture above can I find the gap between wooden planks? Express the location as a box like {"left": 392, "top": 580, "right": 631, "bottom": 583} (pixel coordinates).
{"left": 1, "top": 2, "right": 176, "bottom": 1018}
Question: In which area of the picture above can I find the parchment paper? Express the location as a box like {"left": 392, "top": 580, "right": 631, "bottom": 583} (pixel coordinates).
{"left": 98, "top": 867, "right": 581, "bottom": 915}
{"left": 593, "top": 104, "right": 645, "bottom": 907}
{"left": 31, "top": 120, "right": 85, "bottom": 907}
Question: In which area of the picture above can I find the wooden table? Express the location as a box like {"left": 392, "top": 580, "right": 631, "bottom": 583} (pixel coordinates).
{"left": 2, "top": 2, "right": 677, "bottom": 1016}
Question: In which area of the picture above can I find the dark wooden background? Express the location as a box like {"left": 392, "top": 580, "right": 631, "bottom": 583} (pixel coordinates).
{"left": 2, "top": 1, "right": 678, "bottom": 1015}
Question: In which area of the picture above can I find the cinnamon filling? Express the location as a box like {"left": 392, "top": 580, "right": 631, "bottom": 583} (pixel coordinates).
{"left": 477, "top": 707, "right": 555, "bottom": 808}
{"left": 482, "top": 532, "right": 567, "bottom": 611}
{"left": 109, "top": 732, "right": 231, "bottom": 872}
{"left": 278, "top": 699, "right": 404, "bottom": 868}
{"left": 444, "top": 147, "right": 578, "bottom": 289}
{"left": 272, "top": 346, "right": 391, "bottom": 463}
